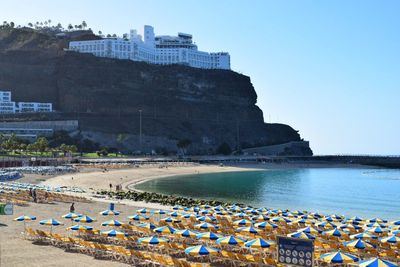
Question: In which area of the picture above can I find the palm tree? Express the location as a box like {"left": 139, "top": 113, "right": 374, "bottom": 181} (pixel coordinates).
{"left": 82, "top": 20, "right": 87, "bottom": 29}
{"left": 68, "top": 24, "right": 73, "bottom": 31}
{"left": 28, "top": 23, "right": 33, "bottom": 27}
{"left": 98, "top": 30, "right": 102, "bottom": 36}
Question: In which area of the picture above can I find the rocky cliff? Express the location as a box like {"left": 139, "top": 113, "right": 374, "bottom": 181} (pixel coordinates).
{"left": 0, "top": 27, "right": 312, "bottom": 155}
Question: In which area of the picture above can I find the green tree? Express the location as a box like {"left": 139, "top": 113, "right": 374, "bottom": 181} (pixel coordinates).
{"left": 3, "top": 134, "right": 21, "bottom": 152}
{"left": 28, "top": 22, "right": 33, "bottom": 27}
{"left": 34, "top": 137, "right": 49, "bottom": 155}
{"left": 68, "top": 24, "right": 73, "bottom": 31}
{"left": 82, "top": 21, "right": 87, "bottom": 29}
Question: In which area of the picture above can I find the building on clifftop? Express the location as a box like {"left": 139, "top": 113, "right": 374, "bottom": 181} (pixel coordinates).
{"left": 68, "top": 25, "right": 230, "bottom": 70}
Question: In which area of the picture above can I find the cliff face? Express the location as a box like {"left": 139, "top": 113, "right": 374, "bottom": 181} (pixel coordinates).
{"left": 0, "top": 27, "right": 312, "bottom": 155}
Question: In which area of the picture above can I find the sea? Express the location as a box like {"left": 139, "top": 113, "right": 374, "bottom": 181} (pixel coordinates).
{"left": 135, "top": 168, "right": 400, "bottom": 220}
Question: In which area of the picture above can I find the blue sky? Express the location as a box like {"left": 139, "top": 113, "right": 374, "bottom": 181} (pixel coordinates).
{"left": 1, "top": 0, "right": 399, "bottom": 155}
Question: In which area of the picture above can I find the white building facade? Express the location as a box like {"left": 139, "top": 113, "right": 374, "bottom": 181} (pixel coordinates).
{"left": 69, "top": 25, "right": 230, "bottom": 70}
{"left": 0, "top": 91, "right": 53, "bottom": 114}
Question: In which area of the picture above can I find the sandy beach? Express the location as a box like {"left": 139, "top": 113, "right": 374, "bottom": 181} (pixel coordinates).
{"left": 0, "top": 163, "right": 259, "bottom": 267}
{"left": 0, "top": 162, "right": 387, "bottom": 266}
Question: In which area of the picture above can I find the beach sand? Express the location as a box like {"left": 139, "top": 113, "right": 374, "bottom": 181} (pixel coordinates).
{"left": 0, "top": 162, "right": 376, "bottom": 266}
{"left": 0, "top": 163, "right": 258, "bottom": 266}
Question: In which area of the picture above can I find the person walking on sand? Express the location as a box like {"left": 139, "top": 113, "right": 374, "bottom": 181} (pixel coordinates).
{"left": 32, "top": 189, "right": 37, "bottom": 203}
{"left": 70, "top": 203, "right": 75, "bottom": 213}
{"left": 109, "top": 183, "right": 113, "bottom": 191}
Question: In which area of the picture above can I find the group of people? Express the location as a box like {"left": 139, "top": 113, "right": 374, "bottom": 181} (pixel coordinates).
{"left": 28, "top": 188, "right": 49, "bottom": 203}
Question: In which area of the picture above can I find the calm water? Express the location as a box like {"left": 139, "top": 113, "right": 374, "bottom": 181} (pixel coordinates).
{"left": 135, "top": 168, "right": 400, "bottom": 220}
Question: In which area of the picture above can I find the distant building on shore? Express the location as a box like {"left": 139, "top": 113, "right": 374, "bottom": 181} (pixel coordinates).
{"left": 69, "top": 25, "right": 231, "bottom": 70}
{"left": 0, "top": 91, "right": 53, "bottom": 114}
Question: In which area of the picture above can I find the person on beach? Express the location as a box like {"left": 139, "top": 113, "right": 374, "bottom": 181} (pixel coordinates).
{"left": 44, "top": 191, "right": 49, "bottom": 203}
{"left": 70, "top": 203, "right": 75, "bottom": 213}
{"left": 32, "top": 189, "right": 37, "bottom": 203}
{"left": 109, "top": 183, "right": 113, "bottom": 191}
{"left": 29, "top": 188, "right": 33, "bottom": 200}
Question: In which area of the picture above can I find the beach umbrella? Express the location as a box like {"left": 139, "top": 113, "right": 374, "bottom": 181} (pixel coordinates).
{"left": 153, "top": 209, "right": 166, "bottom": 215}
{"left": 185, "top": 245, "right": 219, "bottom": 256}
{"left": 236, "top": 226, "right": 260, "bottom": 235}
{"left": 311, "top": 212, "right": 323, "bottom": 219}
{"left": 301, "top": 214, "right": 314, "bottom": 220}
{"left": 14, "top": 215, "right": 36, "bottom": 221}
{"left": 343, "top": 239, "right": 375, "bottom": 249}
{"left": 292, "top": 210, "right": 304, "bottom": 216}
{"left": 74, "top": 215, "right": 96, "bottom": 223}
{"left": 199, "top": 209, "right": 213, "bottom": 215}
{"left": 326, "top": 214, "right": 344, "bottom": 221}
{"left": 390, "top": 220, "right": 400, "bottom": 226}
{"left": 252, "top": 214, "right": 269, "bottom": 222}
{"left": 128, "top": 214, "right": 149, "bottom": 221}
{"left": 168, "top": 211, "right": 181, "bottom": 217}
{"left": 197, "top": 215, "right": 217, "bottom": 222}
{"left": 101, "top": 219, "right": 125, "bottom": 227}
{"left": 298, "top": 226, "right": 320, "bottom": 234}
{"left": 174, "top": 229, "right": 199, "bottom": 238}
{"left": 181, "top": 213, "right": 198, "bottom": 220}
{"left": 195, "top": 222, "right": 218, "bottom": 230}
{"left": 40, "top": 219, "right": 63, "bottom": 226}
{"left": 216, "top": 236, "right": 246, "bottom": 246}
{"left": 185, "top": 206, "right": 200, "bottom": 213}
{"left": 320, "top": 251, "right": 359, "bottom": 264}
{"left": 254, "top": 221, "right": 278, "bottom": 230}
{"left": 292, "top": 218, "right": 309, "bottom": 225}
{"left": 287, "top": 231, "right": 315, "bottom": 240}
{"left": 62, "top": 213, "right": 81, "bottom": 219}
{"left": 136, "top": 222, "right": 157, "bottom": 230}
{"left": 233, "top": 212, "right": 248, "bottom": 219}
{"left": 196, "top": 231, "right": 222, "bottom": 241}
{"left": 366, "top": 226, "right": 387, "bottom": 234}
{"left": 244, "top": 238, "right": 276, "bottom": 249}
{"left": 367, "top": 218, "right": 387, "bottom": 223}
{"left": 390, "top": 230, "right": 400, "bottom": 236}
{"left": 282, "top": 212, "right": 295, "bottom": 217}
{"left": 323, "top": 228, "right": 349, "bottom": 238}
{"left": 172, "top": 205, "right": 184, "bottom": 210}
{"left": 357, "top": 257, "right": 398, "bottom": 267}
{"left": 351, "top": 232, "right": 378, "bottom": 240}
{"left": 138, "top": 236, "right": 168, "bottom": 245}
{"left": 212, "top": 205, "right": 224, "bottom": 212}
{"left": 39, "top": 219, "right": 63, "bottom": 233}
{"left": 349, "top": 216, "right": 363, "bottom": 222}
{"left": 380, "top": 235, "right": 400, "bottom": 244}
{"left": 366, "top": 222, "right": 388, "bottom": 228}
{"left": 67, "top": 224, "right": 93, "bottom": 231}
{"left": 14, "top": 215, "right": 36, "bottom": 232}
{"left": 214, "top": 210, "right": 231, "bottom": 216}
{"left": 233, "top": 219, "right": 253, "bottom": 226}
{"left": 99, "top": 209, "right": 120, "bottom": 216}
{"left": 315, "top": 221, "right": 338, "bottom": 229}
{"left": 153, "top": 225, "right": 176, "bottom": 234}
{"left": 338, "top": 223, "right": 362, "bottom": 231}
{"left": 270, "top": 216, "right": 291, "bottom": 223}
{"left": 136, "top": 208, "right": 150, "bottom": 214}
{"left": 160, "top": 217, "right": 181, "bottom": 223}
{"left": 100, "top": 229, "right": 128, "bottom": 237}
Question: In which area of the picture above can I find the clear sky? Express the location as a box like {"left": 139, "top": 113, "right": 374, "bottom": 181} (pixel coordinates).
{"left": 1, "top": 0, "right": 399, "bottom": 155}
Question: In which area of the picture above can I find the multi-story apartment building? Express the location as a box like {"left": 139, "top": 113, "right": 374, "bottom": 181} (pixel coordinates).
{"left": 69, "top": 25, "right": 230, "bottom": 70}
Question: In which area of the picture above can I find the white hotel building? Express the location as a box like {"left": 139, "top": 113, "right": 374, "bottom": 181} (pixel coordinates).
{"left": 0, "top": 91, "right": 53, "bottom": 114}
{"left": 69, "top": 25, "right": 231, "bottom": 70}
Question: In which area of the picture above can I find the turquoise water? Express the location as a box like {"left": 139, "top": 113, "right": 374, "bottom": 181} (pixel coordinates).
{"left": 135, "top": 168, "right": 400, "bottom": 220}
